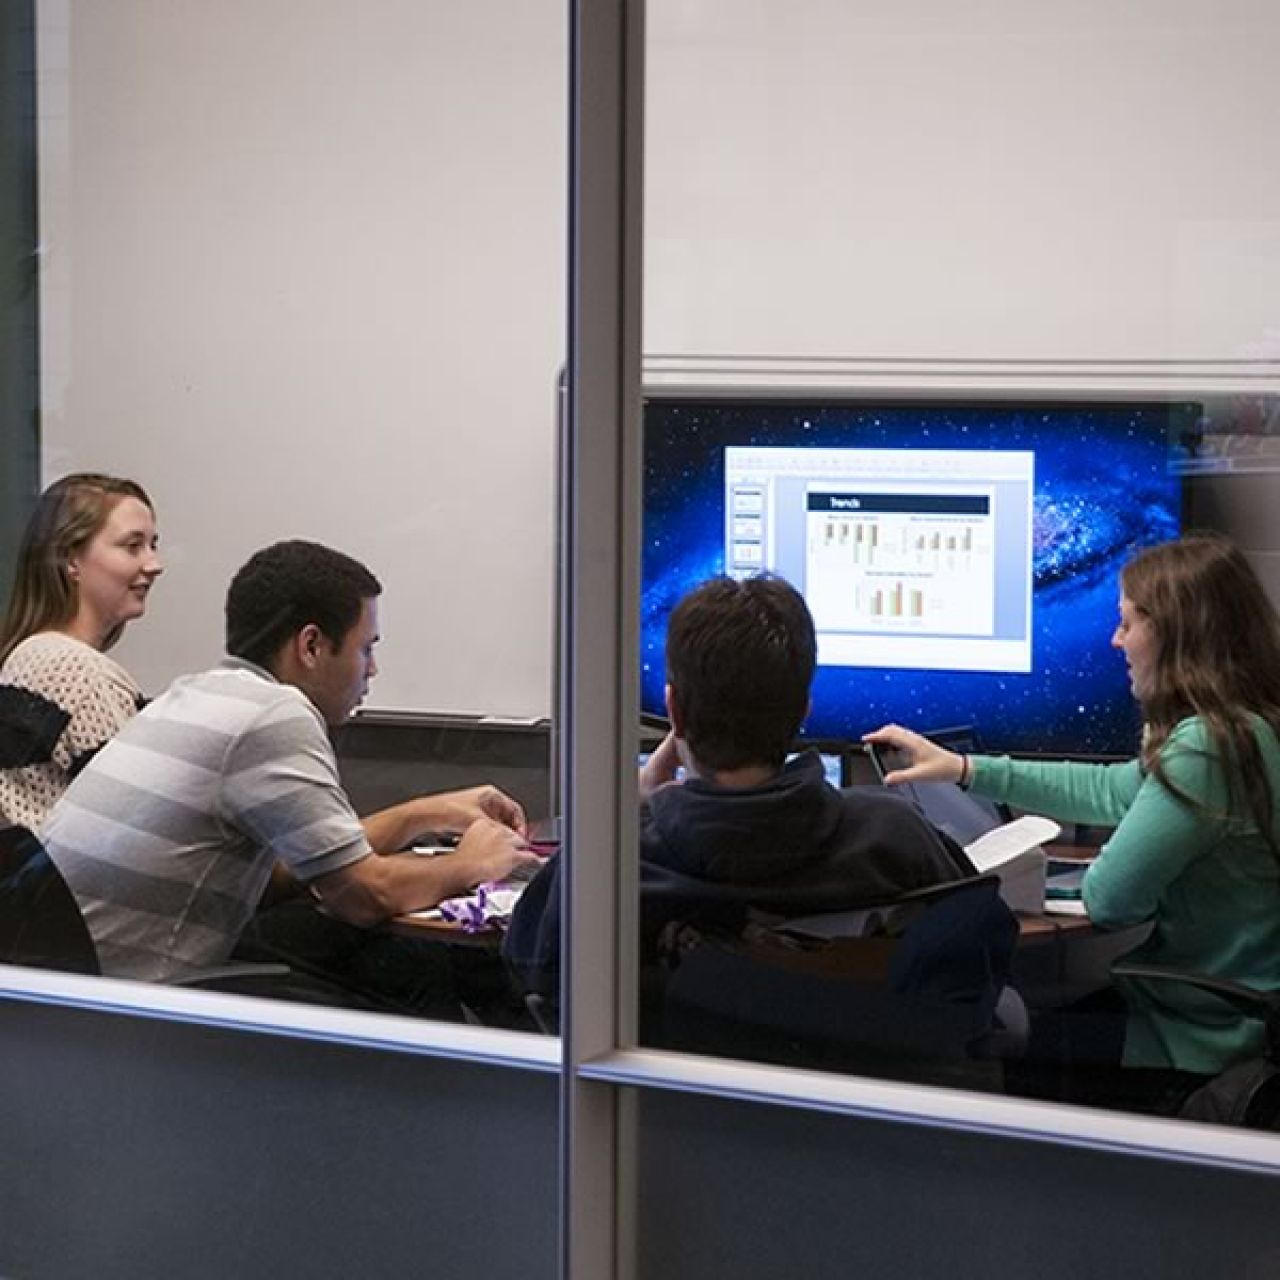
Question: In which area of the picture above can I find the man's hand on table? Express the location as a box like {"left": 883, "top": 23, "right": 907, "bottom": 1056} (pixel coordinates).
{"left": 453, "top": 817, "right": 542, "bottom": 886}
{"left": 439, "top": 785, "right": 529, "bottom": 838}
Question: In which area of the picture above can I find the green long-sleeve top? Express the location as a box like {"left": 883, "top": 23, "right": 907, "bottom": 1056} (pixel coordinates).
{"left": 970, "top": 716, "right": 1280, "bottom": 1073}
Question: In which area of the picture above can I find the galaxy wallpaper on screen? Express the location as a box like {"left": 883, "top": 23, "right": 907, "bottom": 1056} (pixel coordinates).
{"left": 642, "top": 399, "right": 1194, "bottom": 756}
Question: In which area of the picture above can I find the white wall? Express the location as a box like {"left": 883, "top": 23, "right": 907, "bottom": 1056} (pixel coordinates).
{"left": 39, "top": 0, "right": 566, "bottom": 714}
{"left": 38, "top": 0, "right": 1280, "bottom": 714}
{"left": 645, "top": 0, "right": 1280, "bottom": 365}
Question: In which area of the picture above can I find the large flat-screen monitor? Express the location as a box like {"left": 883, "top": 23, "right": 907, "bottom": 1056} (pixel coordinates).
{"left": 642, "top": 397, "right": 1197, "bottom": 757}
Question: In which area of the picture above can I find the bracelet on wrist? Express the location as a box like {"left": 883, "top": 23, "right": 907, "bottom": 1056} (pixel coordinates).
{"left": 958, "top": 754, "right": 972, "bottom": 789}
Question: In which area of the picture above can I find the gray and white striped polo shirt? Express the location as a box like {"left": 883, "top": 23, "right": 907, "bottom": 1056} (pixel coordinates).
{"left": 43, "top": 658, "right": 371, "bottom": 980}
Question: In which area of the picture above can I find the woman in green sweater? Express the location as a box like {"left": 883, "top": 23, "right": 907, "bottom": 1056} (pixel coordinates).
{"left": 867, "top": 533, "right": 1280, "bottom": 1087}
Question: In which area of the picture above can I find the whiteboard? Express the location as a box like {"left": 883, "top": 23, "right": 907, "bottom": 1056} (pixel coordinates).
{"left": 39, "top": 0, "right": 566, "bottom": 715}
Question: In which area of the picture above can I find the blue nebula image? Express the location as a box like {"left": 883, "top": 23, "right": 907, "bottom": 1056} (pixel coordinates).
{"left": 642, "top": 399, "right": 1194, "bottom": 756}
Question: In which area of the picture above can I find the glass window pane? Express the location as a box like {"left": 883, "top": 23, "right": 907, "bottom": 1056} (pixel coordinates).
{"left": 623, "top": 0, "right": 1280, "bottom": 1133}
{"left": 4, "top": 0, "right": 565, "bottom": 1036}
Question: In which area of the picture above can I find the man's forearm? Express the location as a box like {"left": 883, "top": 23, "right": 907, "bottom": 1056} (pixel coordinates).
{"left": 360, "top": 795, "right": 460, "bottom": 854}
{"left": 311, "top": 850, "right": 482, "bottom": 925}
{"left": 369, "top": 851, "right": 484, "bottom": 917}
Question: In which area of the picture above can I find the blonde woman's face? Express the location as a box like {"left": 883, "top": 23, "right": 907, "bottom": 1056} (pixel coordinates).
{"left": 68, "top": 497, "right": 163, "bottom": 640}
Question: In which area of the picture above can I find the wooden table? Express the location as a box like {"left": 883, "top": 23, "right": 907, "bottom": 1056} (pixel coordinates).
{"left": 387, "top": 840, "right": 1146, "bottom": 1005}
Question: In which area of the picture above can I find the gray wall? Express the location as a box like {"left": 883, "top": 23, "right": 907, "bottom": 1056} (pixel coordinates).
{"left": 636, "top": 1090, "right": 1280, "bottom": 1280}
{"left": 1186, "top": 470, "right": 1280, "bottom": 606}
{"left": 335, "top": 716, "right": 552, "bottom": 824}
{"left": 6, "top": 994, "right": 1278, "bottom": 1280}
{"left": 0, "top": 997, "right": 558, "bottom": 1280}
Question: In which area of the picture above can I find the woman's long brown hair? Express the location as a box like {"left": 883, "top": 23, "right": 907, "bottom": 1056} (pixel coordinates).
{"left": 1123, "top": 533, "right": 1280, "bottom": 861}
{"left": 0, "top": 473, "right": 154, "bottom": 664}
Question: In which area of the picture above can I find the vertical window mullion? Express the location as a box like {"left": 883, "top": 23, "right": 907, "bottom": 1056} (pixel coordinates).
{"left": 561, "top": 1, "right": 645, "bottom": 1278}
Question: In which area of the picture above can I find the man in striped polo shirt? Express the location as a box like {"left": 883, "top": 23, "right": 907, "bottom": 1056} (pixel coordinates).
{"left": 43, "top": 540, "right": 539, "bottom": 995}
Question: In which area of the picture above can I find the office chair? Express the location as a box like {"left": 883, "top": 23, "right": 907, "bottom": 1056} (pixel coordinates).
{"left": 0, "top": 822, "right": 487, "bottom": 1013}
{"left": 651, "top": 874, "right": 1024, "bottom": 1088}
{"left": 0, "top": 822, "right": 99, "bottom": 973}
{"left": 1111, "top": 961, "right": 1280, "bottom": 1130}
{"left": 0, "top": 822, "right": 291, "bottom": 992}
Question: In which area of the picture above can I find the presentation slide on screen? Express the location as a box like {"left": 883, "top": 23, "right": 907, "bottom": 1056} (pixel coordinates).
{"left": 724, "top": 447, "right": 1034, "bottom": 674}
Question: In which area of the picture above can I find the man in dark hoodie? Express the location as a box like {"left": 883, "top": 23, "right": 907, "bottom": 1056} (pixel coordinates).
{"left": 504, "top": 574, "right": 975, "bottom": 999}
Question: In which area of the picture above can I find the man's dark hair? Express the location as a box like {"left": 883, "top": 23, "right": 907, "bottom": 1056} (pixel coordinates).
{"left": 666, "top": 574, "right": 816, "bottom": 772}
{"left": 225, "top": 540, "right": 382, "bottom": 667}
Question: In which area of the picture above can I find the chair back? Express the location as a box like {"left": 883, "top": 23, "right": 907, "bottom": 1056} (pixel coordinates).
{"left": 1113, "top": 960, "right": 1280, "bottom": 1130}
{"left": 0, "top": 824, "right": 100, "bottom": 974}
{"left": 653, "top": 874, "right": 1018, "bottom": 1081}
{"left": 1179, "top": 1059, "right": 1280, "bottom": 1129}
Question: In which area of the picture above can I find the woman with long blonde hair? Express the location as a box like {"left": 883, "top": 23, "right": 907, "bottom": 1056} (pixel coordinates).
{"left": 868, "top": 533, "right": 1280, "bottom": 1099}
{"left": 0, "top": 473, "right": 163, "bottom": 830}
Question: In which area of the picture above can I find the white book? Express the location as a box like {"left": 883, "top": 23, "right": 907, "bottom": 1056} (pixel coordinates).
{"left": 964, "top": 814, "right": 1060, "bottom": 914}
{"left": 964, "top": 815, "right": 1061, "bottom": 873}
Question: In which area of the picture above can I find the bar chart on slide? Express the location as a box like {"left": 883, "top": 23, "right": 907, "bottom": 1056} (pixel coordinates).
{"left": 805, "top": 492, "right": 996, "bottom": 637}
{"left": 720, "top": 445, "right": 1034, "bottom": 674}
